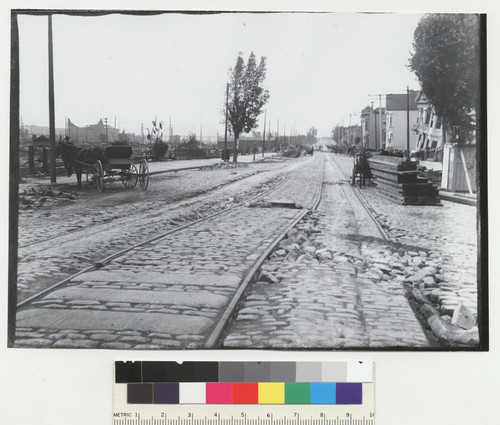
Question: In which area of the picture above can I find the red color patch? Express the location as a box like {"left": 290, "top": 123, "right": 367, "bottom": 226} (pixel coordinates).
{"left": 232, "top": 383, "right": 258, "bottom": 404}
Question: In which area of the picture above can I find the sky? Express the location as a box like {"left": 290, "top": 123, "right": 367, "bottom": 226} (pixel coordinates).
{"left": 17, "top": 12, "right": 423, "bottom": 139}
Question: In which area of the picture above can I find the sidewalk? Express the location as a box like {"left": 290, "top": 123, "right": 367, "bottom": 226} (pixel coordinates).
{"left": 19, "top": 153, "right": 281, "bottom": 190}
{"left": 439, "top": 190, "right": 477, "bottom": 206}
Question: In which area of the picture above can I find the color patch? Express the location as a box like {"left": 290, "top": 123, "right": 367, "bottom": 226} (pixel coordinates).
{"left": 245, "top": 362, "right": 271, "bottom": 382}
{"left": 270, "top": 362, "right": 296, "bottom": 382}
{"left": 219, "top": 362, "right": 245, "bottom": 382}
{"left": 310, "top": 383, "right": 336, "bottom": 404}
{"left": 192, "top": 362, "right": 219, "bottom": 382}
{"left": 295, "top": 362, "right": 322, "bottom": 382}
{"left": 285, "top": 383, "right": 310, "bottom": 404}
{"left": 116, "top": 361, "right": 142, "bottom": 383}
{"left": 179, "top": 383, "right": 206, "bottom": 404}
{"left": 206, "top": 383, "right": 232, "bottom": 404}
{"left": 347, "top": 361, "right": 373, "bottom": 382}
{"left": 232, "top": 383, "right": 258, "bottom": 404}
{"left": 142, "top": 362, "right": 218, "bottom": 383}
{"left": 127, "top": 383, "right": 153, "bottom": 404}
{"left": 258, "top": 383, "right": 285, "bottom": 404}
{"left": 153, "top": 383, "right": 179, "bottom": 404}
{"left": 336, "top": 383, "right": 362, "bottom": 404}
{"left": 321, "top": 362, "right": 347, "bottom": 382}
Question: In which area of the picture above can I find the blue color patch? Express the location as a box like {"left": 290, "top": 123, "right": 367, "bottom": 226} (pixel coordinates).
{"left": 310, "top": 383, "right": 336, "bottom": 404}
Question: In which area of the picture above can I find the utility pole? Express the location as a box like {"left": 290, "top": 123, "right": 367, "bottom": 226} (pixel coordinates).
{"left": 262, "top": 109, "right": 267, "bottom": 158}
{"left": 369, "top": 94, "right": 387, "bottom": 150}
{"left": 349, "top": 114, "right": 352, "bottom": 146}
{"left": 104, "top": 117, "right": 108, "bottom": 143}
{"left": 200, "top": 112, "right": 203, "bottom": 148}
{"left": 379, "top": 94, "right": 383, "bottom": 149}
{"left": 224, "top": 83, "right": 229, "bottom": 162}
{"left": 406, "top": 86, "right": 410, "bottom": 157}
{"left": 277, "top": 119, "right": 279, "bottom": 152}
{"left": 48, "top": 14, "right": 56, "bottom": 183}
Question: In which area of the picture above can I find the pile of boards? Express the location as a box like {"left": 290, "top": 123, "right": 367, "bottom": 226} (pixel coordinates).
{"left": 367, "top": 155, "right": 441, "bottom": 205}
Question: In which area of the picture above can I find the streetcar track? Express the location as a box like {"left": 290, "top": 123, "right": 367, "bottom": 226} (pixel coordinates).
{"left": 328, "top": 153, "right": 389, "bottom": 241}
{"left": 205, "top": 157, "right": 325, "bottom": 348}
{"left": 16, "top": 161, "right": 308, "bottom": 310}
{"left": 18, "top": 164, "right": 291, "bottom": 249}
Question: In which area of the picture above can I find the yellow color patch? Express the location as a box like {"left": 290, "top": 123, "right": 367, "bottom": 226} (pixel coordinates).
{"left": 258, "top": 383, "right": 285, "bottom": 404}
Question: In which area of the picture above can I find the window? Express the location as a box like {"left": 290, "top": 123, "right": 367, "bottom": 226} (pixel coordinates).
{"left": 425, "top": 110, "right": 431, "bottom": 125}
{"left": 436, "top": 116, "right": 442, "bottom": 129}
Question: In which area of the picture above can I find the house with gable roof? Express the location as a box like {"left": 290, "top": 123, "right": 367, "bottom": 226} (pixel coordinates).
{"left": 384, "top": 90, "right": 419, "bottom": 151}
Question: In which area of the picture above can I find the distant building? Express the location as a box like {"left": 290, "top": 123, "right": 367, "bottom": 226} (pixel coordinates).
{"left": 384, "top": 91, "right": 419, "bottom": 151}
{"left": 360, "top": 106, "right": 386, "bottom": 150}
{"left": 217, "top": 135, "right": 278, "bottom": 153}
{"left": 413, "top": 91, "right": 445, "bottom": 153}
{"left": 67, "top": 118, "right": 120, "bottom": 145}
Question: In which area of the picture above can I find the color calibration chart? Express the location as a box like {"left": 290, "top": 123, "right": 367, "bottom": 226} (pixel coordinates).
{"left": 114, "top": 361, "right": 375, "bottom": 425}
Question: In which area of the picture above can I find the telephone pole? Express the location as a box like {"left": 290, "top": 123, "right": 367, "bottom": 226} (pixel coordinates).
{"left": 262, "top": 109, "right": 267, "bottom": 158}
{"left": 103, "top": 117, "right": 108, "bottom": 143}
{"left": 48, "top": 14, "right": 56, "bottom": 183}
{"left": 406, "top": 86, "right": 410, "bottom": 157}
{"left": 369, "top": 94, "right": 386, "bottom": 150}
{"left": 224, "top": 83, "right": 229, "bottom": 162}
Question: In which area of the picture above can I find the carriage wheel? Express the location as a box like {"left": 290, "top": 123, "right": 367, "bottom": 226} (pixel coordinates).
{"left": 95, "top": 160, "right": 104, "bottom": 192}
{"left": 121, "top": 164, "right": 138, "bottom": 189}
{"left": 139, "top": 159, "right": 149, "bottom": 191}
{"left": 86, "top": 165, "right": 98, "bottom": 190}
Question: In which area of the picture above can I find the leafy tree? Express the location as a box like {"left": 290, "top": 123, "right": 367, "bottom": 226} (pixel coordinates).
{"left": 225, "top": 52, "right": 270, "bottom": 162}
{"left": 409, "top": 14, "right": 480, "bottom": 142}
{"left": 306, "top": 127, "right": 318, "bottom": 144}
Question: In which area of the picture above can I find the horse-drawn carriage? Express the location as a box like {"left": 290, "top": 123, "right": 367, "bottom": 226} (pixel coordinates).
{"left": 58, "top": 142, "right": 149, "bottom": 192}
{"left": 351, "top": 150, "right": 372, "bottom": 188}
{"left": 88, "top": 146, "right": 149, "bottom": 192}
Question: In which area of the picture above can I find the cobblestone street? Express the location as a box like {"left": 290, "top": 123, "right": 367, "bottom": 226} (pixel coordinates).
{"left": 13, "top": 152, "right": 480, "bottom": 349}
{"left": 16, "top": 158, "right": 296, "bottom": 302}
{"left": 223, "top": 154, "right": 430, "bottom": 348}
{"left": 15, "top": 155, "right": 324, "bottom": 348}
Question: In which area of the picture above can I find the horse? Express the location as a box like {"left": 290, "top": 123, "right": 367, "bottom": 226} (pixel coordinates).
{"left": 352, "top": 152, "right": 372, "bottom": 188}
{"left": 56, "top": 140, "right": 106, "bottom": 189}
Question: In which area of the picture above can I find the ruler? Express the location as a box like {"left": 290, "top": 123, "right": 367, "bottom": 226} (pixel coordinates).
{"left": 113, "top": 383, "right": 375, "bottom": 425}
{"left": 113, "top": 362, "right": 375, "bottom": 425}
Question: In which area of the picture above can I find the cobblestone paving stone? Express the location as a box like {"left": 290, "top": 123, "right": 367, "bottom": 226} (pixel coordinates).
{"left": 223, "top": 153, "right": 429, "bottom": 348}
{"left": 331, "top": 154, "right": 478, "bottom": 319}
{"left": 18, "top": 162, "right": 285, "bottom": 246}
{"left": 15, "top": 156, "right": 324, "bottom": 348}
{"left": 16, "top": 160, "right": 301, "bottom": 302}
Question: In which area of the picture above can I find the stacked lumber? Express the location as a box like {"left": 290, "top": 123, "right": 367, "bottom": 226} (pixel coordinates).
{"left": 367, "top": 155, "right": 441, "bottom": 205}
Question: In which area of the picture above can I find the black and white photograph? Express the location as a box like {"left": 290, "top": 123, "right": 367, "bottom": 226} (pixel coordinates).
{"left": 8, "top": 10, "right": 486, "bottom": 350}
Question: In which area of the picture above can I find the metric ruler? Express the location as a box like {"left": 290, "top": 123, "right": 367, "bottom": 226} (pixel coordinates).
{"left": 113, "top": 362, "right": 375, "bottom": 425}
{"left": 113, "top": 386, "right": 375, "bottom": 425}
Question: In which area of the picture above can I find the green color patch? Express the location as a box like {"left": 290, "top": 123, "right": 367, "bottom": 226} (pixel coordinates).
{"left": 285, "top": 383, "right": 310, "bottom": 404}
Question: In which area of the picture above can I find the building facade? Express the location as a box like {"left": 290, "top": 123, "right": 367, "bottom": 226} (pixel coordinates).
{"left": 67, "top": 118, "right": 120, "bottom": 146}
{"left": 360, "top": 106, "right": 385, "bottom": 150}
{"left": 413, "top": 91, "right": 444, "bottom": 152}
{"left": 384, "top": 91, "right": 418, "bottom": 151}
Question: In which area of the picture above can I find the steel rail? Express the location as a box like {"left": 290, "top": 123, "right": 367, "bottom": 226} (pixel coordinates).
{"left": 329, "top": 153, "right": 390, "bottom": 241}
{"left": 16, "top": 167, "right": 300, "bottom": 310}
{"left": 205, "top": 156, "right": 325, "bottom": 348}
{"left": 18, "top": 166, "right": 288, "bottom": 249}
